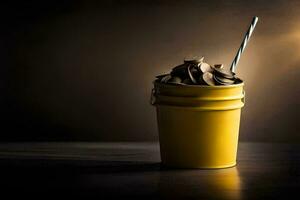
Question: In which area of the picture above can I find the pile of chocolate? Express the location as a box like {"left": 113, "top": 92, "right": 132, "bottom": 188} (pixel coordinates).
{"left": 156, "top": 57, "right": 241, "bottom": 86}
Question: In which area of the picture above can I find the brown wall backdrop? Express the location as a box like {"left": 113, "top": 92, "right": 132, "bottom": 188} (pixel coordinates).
{"left": 0, "top": 0, "right": 299, "bottom": 142}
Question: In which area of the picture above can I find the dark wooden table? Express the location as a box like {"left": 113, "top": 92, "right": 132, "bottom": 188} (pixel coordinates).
{"left": 0, "top": 142, "right": 299, "bottom": 199}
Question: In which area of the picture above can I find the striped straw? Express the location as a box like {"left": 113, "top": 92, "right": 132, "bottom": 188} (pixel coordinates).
{"left": 230, "top": 17, "right": 258, "bottom": 73}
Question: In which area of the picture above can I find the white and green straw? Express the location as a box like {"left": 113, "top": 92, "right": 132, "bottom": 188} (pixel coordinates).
{"left": 230, "top": 17, "right": 258, "bottom": 73}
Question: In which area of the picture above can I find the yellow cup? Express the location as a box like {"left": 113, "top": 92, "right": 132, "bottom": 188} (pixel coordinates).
{"left": 151, "top": 81, "right": 245, "bottom": 168}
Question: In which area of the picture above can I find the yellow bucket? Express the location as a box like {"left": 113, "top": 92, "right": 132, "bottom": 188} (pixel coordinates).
{"left": 151, "top": 81, "right": 245, "bottom": 169}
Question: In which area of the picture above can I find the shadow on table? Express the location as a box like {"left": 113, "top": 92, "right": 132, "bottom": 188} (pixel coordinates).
{"left": 0, "top": 158, "right": 161, "bottom": 174}
{"left": 0, "top": 159, "right": 242, "bottom": 199}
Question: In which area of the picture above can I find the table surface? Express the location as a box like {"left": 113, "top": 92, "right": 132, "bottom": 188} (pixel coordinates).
{"left": 0, "top": 142, "right": 299, "bottom": 199}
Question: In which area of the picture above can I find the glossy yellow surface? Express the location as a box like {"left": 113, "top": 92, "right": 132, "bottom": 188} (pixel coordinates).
{"left": 152, "top": 81, "right": 245, "bottom": 168}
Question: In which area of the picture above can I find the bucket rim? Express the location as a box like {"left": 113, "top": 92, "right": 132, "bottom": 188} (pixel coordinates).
{"left": 153, "top": 80, "right": 244, "bottom": 89}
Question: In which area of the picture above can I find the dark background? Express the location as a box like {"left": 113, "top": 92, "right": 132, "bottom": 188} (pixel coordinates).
{"left": 0, "top": 0, "right": 299, "bottom": 142}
